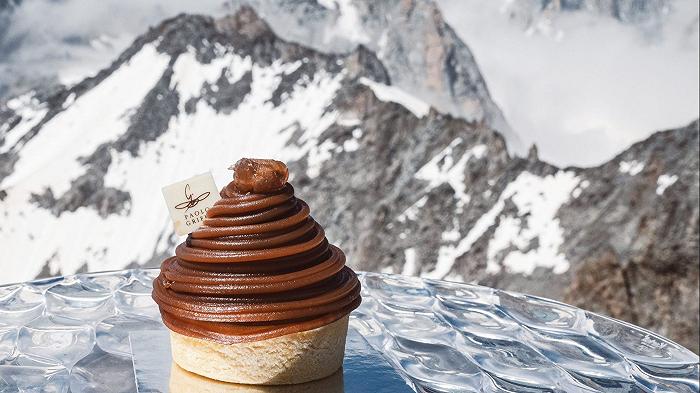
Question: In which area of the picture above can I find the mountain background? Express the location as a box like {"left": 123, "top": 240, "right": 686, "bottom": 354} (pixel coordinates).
{"left": 0, "top": 0, "right": 698, "bottom": 353}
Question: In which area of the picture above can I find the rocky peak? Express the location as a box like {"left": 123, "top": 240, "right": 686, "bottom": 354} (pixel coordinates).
{"left": 216, "top": 5, "right": 274, "bottom": 40}
{"left": 527, "top": 144, "right": 539, "bottom": 161}
{"left": 227, "top": 0, "right": 523, "bottom": 155}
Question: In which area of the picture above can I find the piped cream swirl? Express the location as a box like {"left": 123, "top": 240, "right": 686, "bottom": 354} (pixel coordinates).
{"left": 153, "top": 175, "right": 361, "bottom": 344}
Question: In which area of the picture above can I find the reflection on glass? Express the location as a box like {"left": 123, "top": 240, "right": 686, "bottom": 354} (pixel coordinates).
{"left": 169, "top": 363, "right": 345, "bottom": 393}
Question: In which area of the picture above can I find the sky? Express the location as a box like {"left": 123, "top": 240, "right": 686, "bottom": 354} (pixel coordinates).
{"left": 437, "top": 0, "right": 700, "bottom": 166}
{"left": 0, "top": 0, "right": 698, "bottom": 167}
{"left": 0, "top": 0, "right": 228, "bottom": 88}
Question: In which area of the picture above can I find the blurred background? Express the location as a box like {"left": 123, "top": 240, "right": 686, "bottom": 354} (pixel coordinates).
{"left": 0, "top": 0, "right": 697, "bottom": 352}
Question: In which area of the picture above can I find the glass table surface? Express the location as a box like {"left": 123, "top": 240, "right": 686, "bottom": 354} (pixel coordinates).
{"left": 0, "top": 269, "right": 698, "bottom": 393}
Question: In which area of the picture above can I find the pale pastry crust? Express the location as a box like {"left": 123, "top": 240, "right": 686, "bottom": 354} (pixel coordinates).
{"left": 169, "top": 316, "right": 349, "bottom": 385}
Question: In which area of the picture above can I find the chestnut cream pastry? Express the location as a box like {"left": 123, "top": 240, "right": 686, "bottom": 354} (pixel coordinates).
{"left": 152, "top": 158, "right": 361, "bottom": 385}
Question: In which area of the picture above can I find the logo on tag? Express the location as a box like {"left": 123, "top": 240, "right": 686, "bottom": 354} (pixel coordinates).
{"left": 162, "top": 172, "right": 221, "bottom": 235}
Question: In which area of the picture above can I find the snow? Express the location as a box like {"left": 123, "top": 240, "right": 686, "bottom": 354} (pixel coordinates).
{"left": 656, "top": 174, "right": 678, "bottom": 195}
{"left": 306, "top": 139, "right": 337, "bottom": 178}
{"left": 336, "top": 115, "right": 361, "bottom": 127}
{"left": 423, "top": 245, "right": 462, "bottom": 280}
{"left": 170, "top": 48, "right": 248, "bottom": 107}
{"left": 397, "top": 195, "right": 428, "bottom": 223}
{"left": 422, "top": 192, "right": 505, "bottom": 279}
{"left": 62, "top": 93, "right": 77, "bottom": 109}
{"left": 619, "top": 160, "right": 645, "bottom": 176}
{"left": 316, "top": 0, "right": 337, "bottom": 9}
{"left": 441, "top": 218, "right": 461, "bottom": 242}
{"left": 314, "top": 126, "right": 363, "bottom": 156}
{"left": 1, "top": 43, "right": 171, "bottom": 196}
{"left": 0, "top": 43, "right": 172, "bottom": 281}
{"left": 359, "top": 77, "right": 430, "bottom": 118}
{"left": 401, "top": 248, "right": 418, "bottom": 276}
{"left": 571, "top": 179, "right": 590, "bottom": 198}
{"left": 0, "top": 44, "right": 345, "bottom": 284}
{"left": 487, "top": 171, "right": 579, "bottom": 275}
{"left": 423, "top": 171, "right": 578, "bottom": 279}
{"left": 415, "top": 138, "right": 487, "bottom": 210}
{"left": 0, "top": 92, "right": 47, "bottom": 154}
{"left": 342, "top": 129, "right": 362, "bottom": 152}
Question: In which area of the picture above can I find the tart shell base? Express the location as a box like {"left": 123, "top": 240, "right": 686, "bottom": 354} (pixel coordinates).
{"left": 169, "top": 316, "right": 349, "bottom": 385}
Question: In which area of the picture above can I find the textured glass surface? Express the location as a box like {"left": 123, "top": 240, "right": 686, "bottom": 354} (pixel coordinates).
{"left": 0, "top": 269, "right": 698, "bottom": 393}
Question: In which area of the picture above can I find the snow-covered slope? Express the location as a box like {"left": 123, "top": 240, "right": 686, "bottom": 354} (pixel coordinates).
{"left": 0, "top": 8, "right": 390, "bottom": 281}
{"left": 0, "top": 0, "right": 521, "bottom": 155}
{"left": 0, "top": 7, "right": 697, "bottom": 352}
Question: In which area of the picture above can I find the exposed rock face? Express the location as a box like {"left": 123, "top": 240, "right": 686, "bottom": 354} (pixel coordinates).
{"left": 562, "top": 122, "right": 699, "bottom": 354}
{"left": 0, "top": 6, "right": 697, "bottom": 353}
{"left": 179, "top": 0, "right": 522, "bottom": 154}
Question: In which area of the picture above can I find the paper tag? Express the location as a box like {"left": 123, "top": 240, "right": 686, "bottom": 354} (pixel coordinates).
{"left": 162, "top": 172, "right": 221, "bottom": 235}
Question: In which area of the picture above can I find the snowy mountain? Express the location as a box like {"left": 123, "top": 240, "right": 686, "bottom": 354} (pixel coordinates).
{"left": 226, "top": 0, "right": 521, "bottom": 153}
{"left": 0, "top": 6, "right": 392, "bottom": 278}
{"left": 0, "top": 0, "right": 519, "bottom": 154}
{"left": 0, "top": 5, "right": 697, "bottom": 353}
{"left": 2, "top": 0, "right": 697, "bottom": 166}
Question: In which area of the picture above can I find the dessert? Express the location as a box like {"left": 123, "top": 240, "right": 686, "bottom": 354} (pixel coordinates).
{"left": 169, "top": 363, "right": 344, "bottom": 393}
{"left": 152, "top": 158, "right": 361, "bottom": 385}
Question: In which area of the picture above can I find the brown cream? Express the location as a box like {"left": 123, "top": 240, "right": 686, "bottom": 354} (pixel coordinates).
{"left": 152, "top": 159, "right": 361, "bottom": 344}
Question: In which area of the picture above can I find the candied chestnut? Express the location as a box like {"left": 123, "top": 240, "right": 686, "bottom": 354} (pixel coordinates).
{"left": 230, "top": 158, "right": 289, "bottom": 193}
